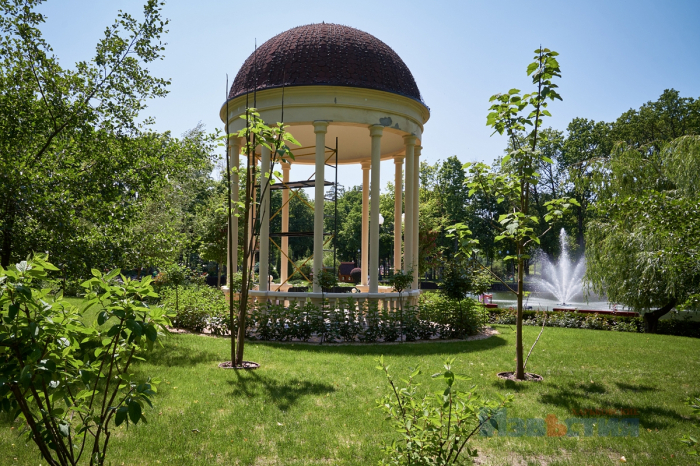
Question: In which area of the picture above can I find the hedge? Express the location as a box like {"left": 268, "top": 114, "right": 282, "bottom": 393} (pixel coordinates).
{"left": 488, "top": 308, "right": 700, "bottom": 338}
{"left": 161, "top": 290, "right": 487, "bottom": 342}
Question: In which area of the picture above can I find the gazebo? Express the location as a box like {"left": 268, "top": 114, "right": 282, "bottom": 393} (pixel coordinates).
{"left": 220, "top": 23, "right": 429, "bottom": 307}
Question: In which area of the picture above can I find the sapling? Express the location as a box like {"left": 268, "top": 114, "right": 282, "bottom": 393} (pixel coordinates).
{"left": 388, "top": 269, "right": 413, "bottom": 342}
{"left": 376, "top": 356, "right": 513, "bottom": 465}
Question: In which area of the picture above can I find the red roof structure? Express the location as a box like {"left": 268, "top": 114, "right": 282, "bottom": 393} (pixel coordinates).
{"left": 228, "top": 23, "right": 423, "bottom": 103}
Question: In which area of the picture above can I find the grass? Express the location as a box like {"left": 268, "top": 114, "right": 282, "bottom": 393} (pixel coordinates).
{"left": 2, "top": 322, "right": 699, "bottom": 465}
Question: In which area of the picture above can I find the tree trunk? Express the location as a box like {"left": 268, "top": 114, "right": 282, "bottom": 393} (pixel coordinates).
{"left": 515, "top": 242, "right": 525, "bottom": 379}
{"left": 643, "top": 299, "right": 676, "bottom": 333}
{"left": 217, "top": 262, "right": 221, "bottom": 289}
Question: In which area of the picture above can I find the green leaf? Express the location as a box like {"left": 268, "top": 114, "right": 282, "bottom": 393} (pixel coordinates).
{"left": 91, "top": 269, "right": 102, "bottom": 278}
{"left": 144, "top": 325, "right": 157, "bottom": 342}
{"left": 128, "top": 401, "right": 142, "bottom": 424}
{"left": 526, "top": 62, "right": 538, "bottom": 76}
{"left": 104, "top": 268, "right": 121, "bottom": 281}
{"left": 58, "top": 422, "right": 70, "bottom": 438}
{"left": 115, "top": 406, "right": 128, "bottom": 426}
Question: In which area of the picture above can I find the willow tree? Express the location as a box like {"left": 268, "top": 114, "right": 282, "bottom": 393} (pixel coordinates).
{"left": 585, "top": 135, "right": 700, "bottom": 332}
{"left": 450, "top": 48, "right": 576, "bottom": 380}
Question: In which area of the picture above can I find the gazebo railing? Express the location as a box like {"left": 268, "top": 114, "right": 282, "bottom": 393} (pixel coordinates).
{"left": 222, "top": 289, "right": 420, "bottom": 310}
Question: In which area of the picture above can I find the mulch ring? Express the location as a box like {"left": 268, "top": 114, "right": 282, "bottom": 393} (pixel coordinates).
{"left": 496, "top": 371, "right": 543, "bottom": 382}
{"left": 218, "top": 361, "right": 260, "bottom": 370}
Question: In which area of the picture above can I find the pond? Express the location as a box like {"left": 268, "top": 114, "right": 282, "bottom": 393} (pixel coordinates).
{"left": 488, "top": 290, "right": 616, "bottom": 311}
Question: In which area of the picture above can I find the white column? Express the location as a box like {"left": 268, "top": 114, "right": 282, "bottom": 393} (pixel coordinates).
{"left": 403, "top": 135, "right": 416, "bottom": 285}
{"left": 393, "top": 155, "right": 403, "bottom": 272}
{"left": 313, "top": 121, "right": 329, "bottom": 292}
{"left": 413, "top": 145, "right": 422, "bottom": 289}
{"left": 361, "top": 161, "right": 370, "bottom": 286}
{"left": 369, "top": 125, "right": 383, "bottom": 293}
{"left": 259, "top": 145, "right": 271, "bottom": 291}
{"left": 280, "top": 163, "right": 290, "bottom": 284}
{"left": 227, "top": 138, "right": 241, "bottom": 279}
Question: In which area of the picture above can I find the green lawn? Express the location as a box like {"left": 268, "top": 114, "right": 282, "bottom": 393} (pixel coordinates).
{"left": 2, "top": 324, "right": 699, "bottom": 465}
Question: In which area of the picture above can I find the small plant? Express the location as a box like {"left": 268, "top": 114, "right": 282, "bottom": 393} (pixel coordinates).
{"left": 162, "top": 285, "right": 233, "bottom": 335}
{"left": 315, "top": 269, "right": 338, "bottom": 293}
{"left": 161, "top": 263, "right": 189, "bottom": 314}
{"left": 0, "top": 255, "right": 170, "bottom": 466}
{"left": 376, "top": 356, "right": 512, "bottom": 465}
{"left": 680, "top": 396, "right": 700, "bottom": 463}
{"left": 388, "top": 269, "right": 414, "bottom": 342}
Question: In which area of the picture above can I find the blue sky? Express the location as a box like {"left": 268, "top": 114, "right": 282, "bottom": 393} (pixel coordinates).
{"left": 37, "top": 0, "right": 700, "bottom": 190}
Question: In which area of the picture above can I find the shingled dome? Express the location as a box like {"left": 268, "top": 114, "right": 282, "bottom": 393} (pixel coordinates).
{"left": 228, "top": 23, "right": 423, "bottom": 103}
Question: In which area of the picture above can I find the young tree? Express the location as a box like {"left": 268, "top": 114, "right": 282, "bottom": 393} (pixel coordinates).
{"left": 225, "top": 107, "right": 298, "bottom": 367}
{"left": 196, "top": 190, "right": 228, "bottom": 287}
{"left": 450, "top": 48, "right": 576, "bottom": 380}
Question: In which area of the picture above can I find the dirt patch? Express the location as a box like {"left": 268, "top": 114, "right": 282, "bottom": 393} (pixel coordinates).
{"left": 218, "top": 361, "right": 260, "bottom": 370}
{"left": 496, "top": 371, "right": 543, "bottom": 382}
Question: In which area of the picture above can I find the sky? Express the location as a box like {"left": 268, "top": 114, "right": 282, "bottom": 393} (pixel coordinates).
{"left": 36, "top": 0, "right": 700, "bottom": 192}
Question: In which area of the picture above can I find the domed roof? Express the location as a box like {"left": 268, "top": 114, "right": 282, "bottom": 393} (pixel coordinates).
{"left": 228, "top": 23, "right": 423, "bottom": 103}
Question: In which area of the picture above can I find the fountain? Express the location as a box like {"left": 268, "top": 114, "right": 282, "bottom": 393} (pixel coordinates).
{"left": 535, "top": 229, "right": 585, "bottom": 306}
{"left": 489, "top": 229, "right": 633, "bottom": 314}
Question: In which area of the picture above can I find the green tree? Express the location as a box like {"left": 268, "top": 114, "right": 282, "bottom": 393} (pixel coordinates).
{"left": 327, "top": 187, "right": 363, "bottom": 263}
{"left": 196, "top": 189, "right": 228, "bottom": 288}
{"left": 559, "top": 118, "right": 613, "bottom": 249}
{"left": 585, "top": 135, "right": 700, "bottom": 332}
{"left": 610, "top": 89, "right": 700, "bottom": 151}
{"left": 450, "top": 48, "right": 576, "bottom": 380}
{"left": 0, "top": 0, "right": 192, "bottom": 271}
{"left": 122, "top": 190, "right": 186, "bottom": 277}
{"left": 228, "top": 108, "right": 299, "bottom": 367}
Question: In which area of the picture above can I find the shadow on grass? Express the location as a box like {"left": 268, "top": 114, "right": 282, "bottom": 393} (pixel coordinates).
{"left": 250, "top": 335, "right": 508, "bottom": 357}
{"left": 614, "top": 382, "right": 657, "bottom": 392}
{"left": 538, "top": 381, "right": 681, "bottom": 429}
{"left": 146, "top": 341, "right": 222, "bottom": 367}
{"left": 227, "top": 370, "right": 335, "bottom": 411}
{"left": 490, "top": 378, "right": 539, "bottom": 393}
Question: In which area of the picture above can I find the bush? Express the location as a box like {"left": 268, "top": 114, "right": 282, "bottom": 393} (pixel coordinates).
{"left": 376, "top": 356, "right": 513, "bottom": 465}
{"left": 291, "top": 258, "right": 313, "bottom": 281}
{"left": 419, "top": 293, "right": 488, "bottom": 339}
{"left": 160, "top": 285, "right": 233, "bottom": 336}
{"left": 0, "top": 256, "right": 169, "bottom": 466}
{"left": 484, "top": 308, "right": 700, "bottom": 336}
{"left": 350, "top": 268, "right": 362, "bottom": 285}
{"left": 245, "top": 296, "right": 487, "bottom": 343}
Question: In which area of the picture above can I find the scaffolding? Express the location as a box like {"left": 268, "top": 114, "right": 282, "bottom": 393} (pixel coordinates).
{"left": 262, "top": 138, "right": 340, "bottom": 287}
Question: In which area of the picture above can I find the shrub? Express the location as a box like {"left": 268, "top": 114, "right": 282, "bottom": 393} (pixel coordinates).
{"left": 0, "top": 256, "right": 169, "bottom": 466}
{"left": 376, "top": 356, "right": 513, "bottom": 465}
{"left": 161, "top": 285, "right": 233, "bottom": 336}
{"left": 419, "top": 293, "right": 487, "bottom": 338}
{"left": 291, "top": 258, "right": 313, "bottom": 280}
{"left": 350, "top": 267, "right": 362, "bottom": 285}
{"left": 488, "top": 308, "right": 657, "bottom": 334}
